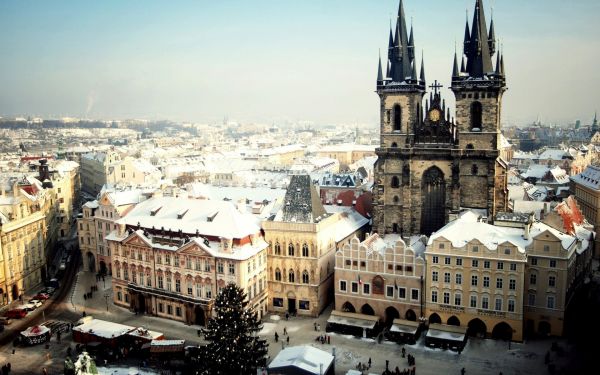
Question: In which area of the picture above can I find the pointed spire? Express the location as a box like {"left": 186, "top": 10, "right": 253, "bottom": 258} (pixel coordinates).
{"left": 488, "top": 13, "right": 496, "bottom": 55}
{"left": 452, "top": 50, "right": 460, "bottom": 78}
{"left": 495, "top": 48, "right": 502, "bottom": 76}
{"left": 420, "top": 52, "right": 426, "bottom": 83}
{"left": 500, "top": 52, "right": 505, "bottom": 76}
{"left": 377, "top": 52, "right": 384, "bottom": 85}
{"left": 463, "top": 10, "right": 471, "bottom": 52}
{"left": 387, "top": 60, "right": 391, "bottom": 78}
{"left": 461, "top": 55, "right": 466, "bottom": 73}
{"left": 411, "top": 60, "right": 417, "bottom": 81}
{"left": 464, "top": 0, "right": 494, "bottom": 78}
{"left": 408, "top": 23, "right": 415, "bottom": 61}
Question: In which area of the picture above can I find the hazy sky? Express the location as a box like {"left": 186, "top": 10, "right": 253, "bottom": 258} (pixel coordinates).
{"left": 1, "top": 0, "right": 598, "bottom": 126}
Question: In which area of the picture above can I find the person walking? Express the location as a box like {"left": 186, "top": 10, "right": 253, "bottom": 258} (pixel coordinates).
{"left": 283, "top": 327, "right": 287, "bottom": 335}
{"left": 274, "top": 332, "right": 279, "bottom": 342}
{"left": 461, "top": 368, "right": 466, "bottom": 375}
{"left": 368, "top": 357, "right": 372, "bottom": 369}
{"left": 286, "top": 336, "right": 289, "bottom": 345}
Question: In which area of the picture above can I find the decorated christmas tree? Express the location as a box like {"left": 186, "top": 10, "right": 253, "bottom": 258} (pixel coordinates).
{"left": 197, "top": 283, "right": 268, "bottom": 375}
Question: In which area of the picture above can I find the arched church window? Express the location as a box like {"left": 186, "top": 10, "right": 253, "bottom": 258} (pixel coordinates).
{"left": 274, "top": 242, "right": 281, "bottom": 255}
{"left": 466, "top": 144, "right": 475, "bottom": 150}
{"left": 302, "top": 270, "right": 309, "bottom": 284}
{"left": 470, "top": 101, "right": 483, "bottom": 130}
{"left": 391, "top": 142, "right": 398, "bottom": 148}
{"left": 391, "top": 176, "right": 400, "bottom": 188}
{"left": 393, "top": 104, "right": 402, "bottom": 131}
{"left": 288, "top": 243, "right": 295, "bottom": 256}
{"left": 288, "top": 269, "right": 295, "bottom": 283}
{"left": 275, "top": 268, "right": 281, "bottom": 281}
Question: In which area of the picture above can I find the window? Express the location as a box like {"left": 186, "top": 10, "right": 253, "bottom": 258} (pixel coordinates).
{"left": 504, "top": 248, "right": 511, "bottom": 255}
{"left": 273, "top": 298, "right": 283, "bottom": 308}
{"left": 456, "top": 258, "right": 463, "bottom": 266}
{"left": 288, "top": 270, "right": 295, "bottom": 283}
{"left": 166, "top": 277, "right": 172, "bottom": 291}
{"left": 471, "top": 275, "right": 478, "bottom": 286}
{"left": 543, "top": 245, "right": 550, "bottom": 252}
{"left": 470, "top": 101, "right": 482, "bottom": 130}
{"left": 431, "top": 291, "right": 438, "bottom": 303}
{"left": 158, "top": 276, "right": 164, "bottom": 289}
{"left": 386, "top": 286, "right": 394, "bottom": 298}
{"left": 167, "top": 305, "right": 173, "bottom": 315}
{"left": 275, "top": 268, "right": 281, "bottom": 281}
{"left": 123, "top": 268, "right": 129, "bottom": 281}
{"left": 174, "top": 255, "right": 180, "bottom": 266}
{"left": 495, "top": 298, "right": 502, "bottom": 311}
{"left": 439, "top": 243, "right": 445, "bottom": 249}
{"left": 496, "top": 278, "right": 503, "bottom": 289}
{"left": 204, "top": 260, "right": 211, "bottom": 272}
{"left": 454, "top": 293, "right": 462, "bottom": 306}
{"left": 351, "top": 282, "right": 358, "bottom": 293}
{"left": 472, "top": 246, "right": 479, "bottom": 252}
{"left": 132, "top": 271, "right": 137, "bottom": 284}
{"left": 483, "top": 276, "right": 490, "bottom": 288}
{"left": 158, "top": 303, "right": 163, "bottom": 313}
{"left": 484, "top": 261, "right": 490, "bottom": 269}
{"left": 531, "top": 257, "right": 538, "bottom": 265}
{"left": 391, "top": 176, "right": 400, "bottom": 188}
{"left": 548, "top": 276, "right": 556, "bottom": 287}
{"left": 288, "top": 243, "right": 295, "bottom": 256}
{"left": 497, "top": 262, "right": 504, "bottom": 270}
{"left": 363, "top": 284, "right": 370, "bottom": 295}
{"left": 508, "top": 299, "right": 515, "bottom": 312}
{"left": 482, "top": 297, "right": 489, "bottom": 309}
{"left": 146, "top": 275, "right": 151, "bottom": 287}
{"left": 432, "top": 271, "right": 439, "bottom": 282}
{"left": 302, "top": 243, "right": 309, "bottom": 257}
{"left": 547, "top": 296, "right": 555, "bottom": 309}
{"left": 217, "top": 262, "right": 224, "bottom": 274}
{"left": 444, "top": 257, "right": 451, "bottom": 265}
{"left": 443, "top": 292, "right": 450, "bottom": 304}
{"left": 510, "top": 263, "right": 517, "bottom": 271}
{"left": 530, "top": 274, "right": 537, "bottom": 285}
{"left": 393, "top": 104, "right": 402, "bottom": 131}
{"left": 176, "top": 307, "right": 182, "bottom": 317}
{"left": 399, "top": 287, "right": 406, "bottom": 299}
{"left": 411, "top": 289, "right": 419, "bottom": 301}
{"left": 550, "top": 260, "right": 556, "bottom": 268}
{"left": 299, "top": 300, "right": 310, "bottom": 310}
{"left": 444, "top": 273, "right": 451, "bottom": 283}
{"left": 340, "top": 280, "right": 347, "bottom": 291}
{"left": 302, "top": 270, "right": 309, "bottom": 284}
{"left": 175, "top": 279, "right": 181, "bottom": 293}
{"left": 274, "top": 243, "right": 281, "bottom": 255}
{"left": 432, "top": 256, "right": 439, "bottom": 264}
{"left": 165, "top": 254, "right": 171, "bottom": 265}
{"left": 472, "top": 259, "right": 479, "bottom": 267}
{"left": 509, "top": 279, "right": 516, "bottom": 290}
{"left": 206, "top": 288, "right": 212, "bottom": 299}
{"left": 187, "top": 282, "right": 193, "bottom": 295}
{"left": 117, "top": 291, "right": 122, "bottom": 301}
{"left": 528, "top": 293, "right": 536, "bottom": 306}
{"left": 470, "top": 295, "right": 477, "bottom": 308}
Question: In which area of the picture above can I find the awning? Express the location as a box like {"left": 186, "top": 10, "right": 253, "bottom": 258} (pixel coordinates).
{"left": 150, "top": 339, "right": 185, "bottom": 353}
{"left": 389, "top": 319, "right": 420, "bottom": 335}
{"left": 327, "top": 310, "right": 380, "bottom": 330}
{"left": 426, "top": 323, "right": 467, "bottom": 342}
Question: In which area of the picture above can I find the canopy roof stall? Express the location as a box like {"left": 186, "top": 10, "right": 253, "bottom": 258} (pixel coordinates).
{"left": 425, "top": 323, "right": 468, "bottom": 351}
{"left": 326, "top": 310, "right": 381, "bottom": 338}
{"left": 268, "top": 345, "right": 335, "bottom": 375}
{"left": 388, "top": 319, "right": 422, "bottom": 344}
{"left": 20, "top": 325, "right": 51, "bottom": 345}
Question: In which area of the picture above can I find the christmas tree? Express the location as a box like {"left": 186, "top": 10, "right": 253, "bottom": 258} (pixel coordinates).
{"left": 197, "top": 283, "right": 268, "bottom": 375}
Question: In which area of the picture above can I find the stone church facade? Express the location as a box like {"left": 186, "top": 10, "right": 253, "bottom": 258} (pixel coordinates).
{"left": 373, "top": 0, "right": 509, "bottom": 237}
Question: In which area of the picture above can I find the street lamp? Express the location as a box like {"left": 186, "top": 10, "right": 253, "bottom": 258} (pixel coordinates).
{"left": 104, "top": 293, "right": 110, "bottom": 311}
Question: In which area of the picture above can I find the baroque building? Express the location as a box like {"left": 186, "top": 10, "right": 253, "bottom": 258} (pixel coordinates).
{"left": 373, "top": 0, "right": 508, "bottom": 236}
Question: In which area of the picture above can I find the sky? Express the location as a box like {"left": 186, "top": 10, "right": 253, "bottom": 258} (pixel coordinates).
{"left": 0, "top": 0, "right": 599, "bottom": 127}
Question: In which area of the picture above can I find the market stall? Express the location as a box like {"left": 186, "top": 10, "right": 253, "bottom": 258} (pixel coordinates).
{"left": 20, "top": 325, "right": 51, "bottom": 345}
{"left": 425, "top": 323, "right": 467, "bottom": 351}
{"left": 326, "top": 310, "right": 381, "bottom": 338}
{"left": 388, "top": 319, "right": 421, "bottom": 344}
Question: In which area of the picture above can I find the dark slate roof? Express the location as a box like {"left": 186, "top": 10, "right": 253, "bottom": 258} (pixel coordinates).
{"left": 279, "top": 175, "right": 328, "bottom": 223}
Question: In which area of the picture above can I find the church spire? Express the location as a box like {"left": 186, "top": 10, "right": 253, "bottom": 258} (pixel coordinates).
{"left": 389, "top": 0, "right": 412, "bottom": 82}
{"left": 408, "top": 23, "right": 415, "bottom": 61}
{"left": 377, "top": 52, "right": 384, "bottom": 86}
{"left": 488, "top": 13, "right": 496, "bottom": 55}
{"left": 420, "top": 52, "right": 426, "bottom": 83}
{"left": 495, "top": 48, "right": 502, "bottom": 76}
{"left": 452, "top": 50, "right": 460, "bottom": 78}
{"left": 463, "top": 10, "right": 471, "bottom": 53}
{"left": 464, "top": 0, "right": 494, "bottom": 78}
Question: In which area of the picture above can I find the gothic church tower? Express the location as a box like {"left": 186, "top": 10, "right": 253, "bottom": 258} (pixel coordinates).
{"left": 373, "top": 0, "right": 508, "bottom": 236}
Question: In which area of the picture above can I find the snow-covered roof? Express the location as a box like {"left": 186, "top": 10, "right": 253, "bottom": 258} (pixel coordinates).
{"left": 73, "top": 319, "right": 134, "bottom": 339}
{"left": 321, "top": 206, "right": 369, "bottom": 243}
{"left": 117, "top": 196, "right": 261, "bottom": 240}
{"left": 268, "top": 345, "right": 334, "bottom": 375}
{"left": 571, "top": 165, "right": 600, "bottom": 191}
{"left": 428, "top": 210, "right": 577, "bottom": 253}
{"left": 538, "top": 149, "right": 570, "bottom": 161}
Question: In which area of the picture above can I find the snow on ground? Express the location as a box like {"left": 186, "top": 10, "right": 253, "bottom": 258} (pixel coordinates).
{"left": 98, "top": 366, "right": 159, "bottom": 375}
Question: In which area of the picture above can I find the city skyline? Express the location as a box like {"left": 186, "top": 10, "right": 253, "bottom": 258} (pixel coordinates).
{"left": 0, "top": 0, "right": 598, "bottom": 125}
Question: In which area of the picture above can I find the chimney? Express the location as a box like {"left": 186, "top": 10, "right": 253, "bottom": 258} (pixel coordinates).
{"left": 524, "top": 213, "right": 534, "bottom": 240}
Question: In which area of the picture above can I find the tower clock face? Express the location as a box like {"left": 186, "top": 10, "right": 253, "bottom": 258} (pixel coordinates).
{"left": 429, "top": 109, "right": 441, "bottom": 122}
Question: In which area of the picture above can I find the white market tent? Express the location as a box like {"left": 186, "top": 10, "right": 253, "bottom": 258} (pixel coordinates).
{"left": 268, "top": 345, "right": 334, "bottom": 375}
